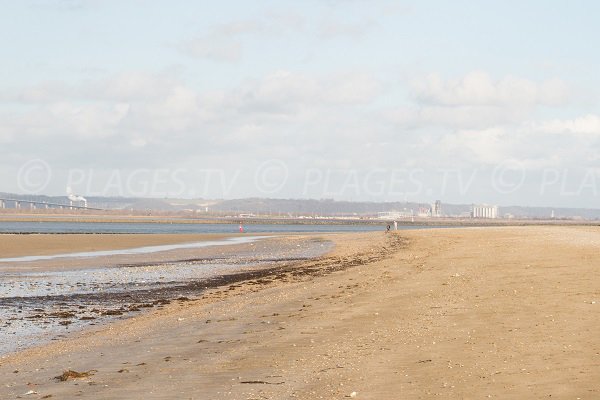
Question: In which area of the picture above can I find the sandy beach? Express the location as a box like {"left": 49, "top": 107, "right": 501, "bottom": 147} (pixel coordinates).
{"left": 0, "top": 233, "right": 297, "bottom": 272}
{"left": 0, "top": 233, "right": 232, "bottom": 259}
{"left": 1, "top": 226, "right": 599, "bottom": 399}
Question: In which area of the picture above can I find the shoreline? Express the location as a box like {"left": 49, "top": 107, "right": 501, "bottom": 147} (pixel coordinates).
{"left": 2, "top": 211, "right": 599, "bottom": 227}
{"left": 0, "top": 231, "right": 386, "bottom": 361}
{"left": 0, "top": 234, "right": 335, "bottom": 356}
{"left": 1, "top": 227, "right": 599, "bottom": 398}
{"left": 0, "top": 233, "right": 236, "bottom": 259}
{"left": 0, "top": 236, "right": 265, "bottom": 263}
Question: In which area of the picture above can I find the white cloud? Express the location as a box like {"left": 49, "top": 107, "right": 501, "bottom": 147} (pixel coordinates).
{"left": 89, "top": 72, "right": 180, "bottom": 101}
{"left": 440, "top": 127, "right": 510, "bottom": 164}
{"left": 0, "top": 70, "right": 382, "bottom": 158}
{"left": 531, "top": 114, "right": 600, "bottom": 137}
{"left": 2, "top": 67, "right": 595, "bottom": 201}
{"left": 324, "top": 72, "right": 381, "bottom": 104}
{"left": 437, "top": 113, "right": 600, "bottom": 170}
{"left": 386, "top": 72, "right": 573, "bottom": 133}
{"left": 378, "top": 72, "right": 600, "bottom": 172}
{"left": 389, "top": 104, "right": 528, "bottom": 130}
{"left": 26, "top": 101, "right": 129, "bottom": 139}
{"left": 222, "top": 70, "right": 381, "bottom": 114}
{"left": 1, "top": 72, "right": 181, "bottom": 104}
{"left": 411, "top": 71, "right": 569, "bottom": 108}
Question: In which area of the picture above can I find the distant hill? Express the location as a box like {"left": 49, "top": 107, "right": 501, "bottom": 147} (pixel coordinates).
{"left": 1, "top": 192, "right": 599, "bottom": 219}
{"left": 210, "top": 198, "right": 435, "bottom": 216}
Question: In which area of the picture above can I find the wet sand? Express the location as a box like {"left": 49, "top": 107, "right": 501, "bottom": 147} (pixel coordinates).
{"left": 0, "top": 233, "right": 232, "bottom": 259}
{"left": 0, "top": 234, "right": 277, "bottom": 272}
{"left": 0, "top": 234, "right": 331, "bottom": 355}
{"left": 1, "top": 226, "right": 600, "bottom": 399}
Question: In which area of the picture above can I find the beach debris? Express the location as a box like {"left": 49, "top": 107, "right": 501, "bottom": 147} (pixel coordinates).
{"left": 101, "top": 309, "right": 123, "bottom": 316}
{"left": 240, "top": 380, "right": 285, "bottom": 385}
{"left": 47, "top": 311, "right": 75, "bottom": 319}
{"left": 346, "top": 392, "right": 357, "bottom": 398}
{"left": 23, "top": 390, "right": 38, "bottom": 395}
{"left": 54, "top": 369, "right": 96, "bottom": 381}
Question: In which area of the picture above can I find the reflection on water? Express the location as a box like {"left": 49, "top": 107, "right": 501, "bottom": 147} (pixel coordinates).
{"left": 0, "top": 236, "right": 265, "bottom": 263}
{"left": 0, "top": 237, "right": 333, "bottom": 356}
{"left": 0, "top": 221, "right": 399, "bottom": 234}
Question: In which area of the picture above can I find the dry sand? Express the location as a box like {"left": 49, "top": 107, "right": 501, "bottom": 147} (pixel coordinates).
{"left": 1, "top": 226, "right": 599, "bottom": 399}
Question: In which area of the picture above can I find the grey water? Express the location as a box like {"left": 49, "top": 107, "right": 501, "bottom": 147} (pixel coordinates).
{"left": 0, "top": 221, "right": 433, "bottom": 234}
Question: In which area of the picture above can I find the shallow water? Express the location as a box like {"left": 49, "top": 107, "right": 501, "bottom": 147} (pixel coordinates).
{"left": 0, "top": 235, "right": 265, "bottom": 263}
{"left": 0, "top": 236, "right": 332, "bottom": 356}
{"left": 0, "top": 221, "right": 435, "bottom": 234}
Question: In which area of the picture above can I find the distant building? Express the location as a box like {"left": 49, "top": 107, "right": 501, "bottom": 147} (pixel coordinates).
{"left": 471, "top": 204, "right": 498, "bottom": 219}
{"left": 417, "top": 206, "right": 431, "bottom": 217}
{"left": 431, "top": 200, "right": 442, "bottom": 217}
{"left": 377, "top": 210, "right": 413, "bottom": 220}
{"left": 238, "top": 213, "right": 257, "bottom": 218}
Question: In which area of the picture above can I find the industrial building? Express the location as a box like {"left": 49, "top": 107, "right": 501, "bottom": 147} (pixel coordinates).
{"left": 377, "top": 210, "right": 413, "bottom": 219}
{"left": 471, "top": 204, "right": 499, "bottom": 219}
{"left": 431, "top": 200, "right": 442, "bottom": 217}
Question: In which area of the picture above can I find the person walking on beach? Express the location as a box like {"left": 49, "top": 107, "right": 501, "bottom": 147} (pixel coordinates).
{"left": 386, "top": 224, "right": 391, "bottom": 232}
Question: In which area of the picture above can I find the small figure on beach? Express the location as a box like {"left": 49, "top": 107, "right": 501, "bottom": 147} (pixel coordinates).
{"left": 394, "top": 221, "right": 398, "bottom": 230}
{"left": 239, "top": 223, "right": 244, "bottom": 233}
{"left": 386, "top": 224, "right": 391, "bottom": 232}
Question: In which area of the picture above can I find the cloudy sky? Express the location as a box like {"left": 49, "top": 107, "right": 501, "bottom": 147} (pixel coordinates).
{"left": 2, "top": 0, "right": 600, "bottom": 207}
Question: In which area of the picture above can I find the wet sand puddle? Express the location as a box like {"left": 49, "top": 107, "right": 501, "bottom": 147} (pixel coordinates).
{"left": 0, "top": 237, "right": 333, "bottom": 355}
{"left": 0, "top": 236, "right": 266, "bottom": 263}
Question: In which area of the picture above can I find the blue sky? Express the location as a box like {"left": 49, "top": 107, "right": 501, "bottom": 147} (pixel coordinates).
{"left": 2, "top": 0, "right": 600, "bottom": 208}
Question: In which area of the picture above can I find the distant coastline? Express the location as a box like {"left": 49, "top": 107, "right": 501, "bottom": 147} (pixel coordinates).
{"left": 1, "top": 211, "right": 598, "bottom": 227}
